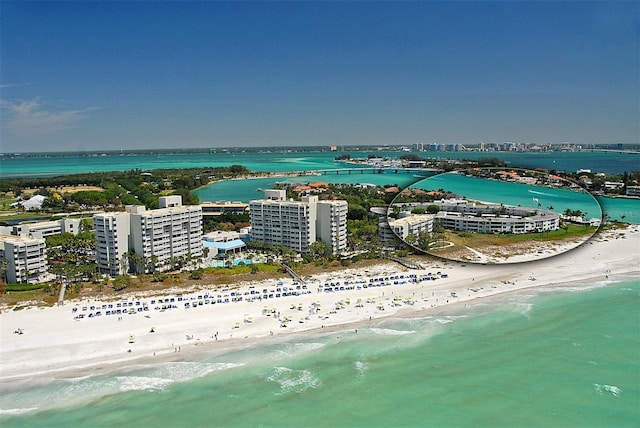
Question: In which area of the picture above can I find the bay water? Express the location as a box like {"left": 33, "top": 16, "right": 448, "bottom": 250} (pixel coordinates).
{"left": 1, "top": 276, "right": 638, "bottom": 427}
{"left": 410, "top": 173, "right": 602, "bottom": 220}
{"left": 1, "top": 149, "right": 638, "bottom": 178}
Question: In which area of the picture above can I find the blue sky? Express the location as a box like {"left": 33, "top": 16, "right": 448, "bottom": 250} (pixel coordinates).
{"left": 1, "top": 1, "right": 638, "bottom": 153}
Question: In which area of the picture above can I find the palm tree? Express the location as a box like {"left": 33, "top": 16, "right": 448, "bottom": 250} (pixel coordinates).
{"left": 0, "top": 259, "right": 9, "bottom": 284}
{"left": 146, "top": 255, "right": 159, "bottom": 274}
{"left": 127, "top": 251, "right": 144, "bottom": 274}
{"left": 21, "top": 268, "right": 31, "bottom": 284}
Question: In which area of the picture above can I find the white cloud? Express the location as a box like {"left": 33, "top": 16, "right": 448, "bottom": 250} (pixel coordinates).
{"left": 1, "top": 98, "right": 95, "bottom": 136}
{"left": 0, "top": 83, "right": 31, "bottom": 89}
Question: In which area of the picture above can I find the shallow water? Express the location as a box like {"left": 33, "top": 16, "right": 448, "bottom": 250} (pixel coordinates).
{"left": 2, "top": 277, "right": 638, "bottom": 427}
{"left": 410, "top": 172, "right": 602, "bottom": 220}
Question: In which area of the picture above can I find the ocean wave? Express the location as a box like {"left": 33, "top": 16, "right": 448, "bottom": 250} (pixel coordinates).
{"left": 593, "top": 383, "right": 621, "bottom": 397}
{"left": 117, "top": 376, "right": 174, "bottom": 392}
{"left": 354, "top": 361, "right": 369, "bottom": 377}
{"left": 433, "top": 315, "right": 468, "bottom": 325}
{"left": 512, "top": 302, "right": 533, "bottom": 318}
{"left": 535, "top": 282, "right": 608, "bottom": 294}
{"left": 266, "top": 367, "right": 320, "bottom": 394}
{"left": 0, "top": 377, "right": 122, "bottom": 416}
{"left": 60, "top": 376, "right": 119, "bottom": 398}
{"left": 275, "top": 342, "right": 326, "bottom": 359}
{"left": 368, "top": 328, "right": 415, "bottom": 335}
{"left": 444, "top": 315, "right": 468, "bottom": 320}
{"left": 0, "top": 407, "right": 39, "bottom": 415}
{"left": 136, "top": 362, "right": 243, "bottom": 382}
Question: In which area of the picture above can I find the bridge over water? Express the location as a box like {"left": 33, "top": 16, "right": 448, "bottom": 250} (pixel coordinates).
{"left": 309, "top": 167, "right": 441, "bottom": 176}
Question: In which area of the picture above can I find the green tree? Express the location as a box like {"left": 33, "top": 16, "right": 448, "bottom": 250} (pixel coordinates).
{"left": 171, "top": 189, "right": 199, "bottom": 205}
{"left": 42, "top": 196, "right": 65, "bottom": 210}
{"left": 80, "top": 218, "right": 94, "bottom": 232}
{"left": 347, "top": 204, "right": 369, "bottom": 221}
{"left": 112, "top": 275, "right": 132, "bottom": 291}
{"left": 189, "top": 269, "right": 204, "bottom": 280}
{"left": 146, "top": 255, "right": 159, "bottom": 274}
{"left": 0, "top": 259, "right": 9, "bottom": 284}
{"left": 309, "top": 241, "right": 332, "bottom": 259}
{"left": 126, "top": 251, "right": 144, "bottom": 274}
{"left": 417, "top": 231, "right": 432, "bottom": 250}
{"left": 229, "top": 165, "right": 249, "bottom": 174}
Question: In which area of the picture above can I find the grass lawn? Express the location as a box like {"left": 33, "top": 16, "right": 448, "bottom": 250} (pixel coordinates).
{"left": 430, "top": 224, "right": 597, "bottom": 257}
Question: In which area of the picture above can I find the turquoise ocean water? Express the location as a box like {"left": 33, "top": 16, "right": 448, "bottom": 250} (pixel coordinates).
{"left": 1, "top": 150, "right": 638, "bottom": 178}
{"left": 2, "top": 276, "right": 638, "bottom": 427}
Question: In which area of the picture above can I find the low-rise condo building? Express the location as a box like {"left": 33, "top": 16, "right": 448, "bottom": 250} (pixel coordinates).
{"left": 435, "top": 211, "right": 559, "bottom": 234}
{"left": 200, "top": 201, "right": 249, "bottom": 217}
{"left": 387, "top": 214, "right": 435, "bottom": 240}
{"left": 387, "top": 199, "right": 560, "bottom": 241}
{"left": 11, "top": 218, "right": 81, "bottom": 239}
{"left": 626, "top": 186, "right": 640, "bottom": 197}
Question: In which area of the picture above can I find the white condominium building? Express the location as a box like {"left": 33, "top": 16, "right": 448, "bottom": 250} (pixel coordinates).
{"left": 627, "top": 186, "right": 640, "bottom": 197}
{"left": 250, "top": 191, "right": 348, "bottom": 255}
{"left": 428, "top": 199, "right": 560, "bottom": 234}
{"left": 94, "top": 196, "right": 203, "bottom": 275}
{"left": 435, "top": 211, "right": 559, "bottom": 234}
{"left": 11, "top": 218, "right": 80, "bottom": 239}
{"left": 317, "top": 200, "right": 348, "bottom": 254}
{"left": 388, "top": 214, "right": 435, "bottom": 240}
{"left": 250, "top": 194, "right": 318, "bottom": 254}
{"left": 129, "top": 203, "right": 203, "bottom": 270}
{"left": 377, "top": 218, "right": 398, "bottom": 246}
{"left": 94, "top": 212, "right": 131, "bottom": 275}
{"left": 0, "top": 234, "right": 47, "bottom": 283}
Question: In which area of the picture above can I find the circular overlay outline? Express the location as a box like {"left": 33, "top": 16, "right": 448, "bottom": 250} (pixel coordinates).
{"left": 385, "top": 167, "right": 604, "bottom": 265}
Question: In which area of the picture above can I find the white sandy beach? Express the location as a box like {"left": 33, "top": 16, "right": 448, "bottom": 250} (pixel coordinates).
{"left": 1, "top": 226, "right": 638, "bottom": 383}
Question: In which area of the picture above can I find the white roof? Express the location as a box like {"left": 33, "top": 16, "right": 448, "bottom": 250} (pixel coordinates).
{"left": 20, "top": 195, "right": 47, "bottom": 210}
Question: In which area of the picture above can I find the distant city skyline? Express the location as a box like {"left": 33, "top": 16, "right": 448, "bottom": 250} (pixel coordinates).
{"left": 1, "top": 1, "right": 638, "bottom": 153}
